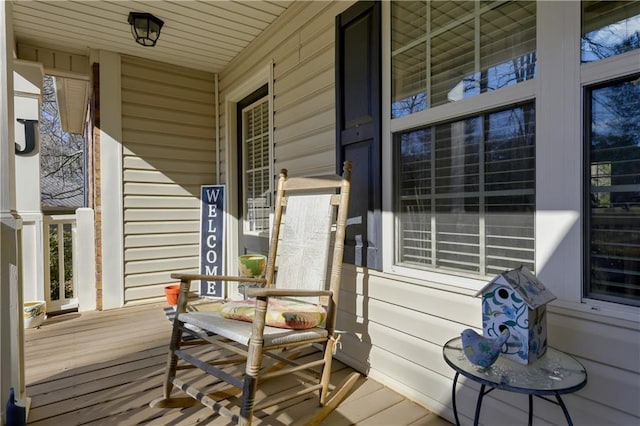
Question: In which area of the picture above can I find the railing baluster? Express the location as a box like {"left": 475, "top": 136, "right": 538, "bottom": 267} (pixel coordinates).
{"left": 58, "top": 222, "right": 64, "bottom": 301}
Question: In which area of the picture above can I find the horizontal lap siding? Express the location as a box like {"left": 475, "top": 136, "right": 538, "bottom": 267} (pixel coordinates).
{"left": 337, "top": 265, "right": 640, "bottom": 425}
{"left": 121, "top": 56, "right": 215, "bottom": 304}
{"left": 273, "top": 40, "right": 336, "bottom": 175}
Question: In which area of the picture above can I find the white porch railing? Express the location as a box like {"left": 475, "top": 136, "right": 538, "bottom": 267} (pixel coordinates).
{"left": 42, "top": 208, "right": 96, "bottom": 313}
{"left": 43, "top": 214, "right": 78, "bottom": 312}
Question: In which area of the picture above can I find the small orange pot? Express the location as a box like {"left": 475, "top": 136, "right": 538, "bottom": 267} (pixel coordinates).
{"left": 164, "top": 285, "right": 181, "bottom": 305}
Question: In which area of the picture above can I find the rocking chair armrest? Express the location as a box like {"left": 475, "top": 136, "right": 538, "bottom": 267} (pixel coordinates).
{"left": 245, "top": 288, "right": 333, "bottom": 298}
{"left": 170, "top": 273, "right": 266, "bottom": 285}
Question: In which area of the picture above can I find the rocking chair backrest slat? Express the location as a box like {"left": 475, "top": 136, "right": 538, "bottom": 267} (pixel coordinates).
{"left": 274, "top": 194, "right": 335, "bottom": 304}
{"left": 263, "top": 163, "right": 351, "bottom": 316}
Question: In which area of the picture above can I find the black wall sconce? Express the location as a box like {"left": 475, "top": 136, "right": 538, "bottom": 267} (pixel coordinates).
{"left": 128, "top": 12, "right": 164, "bottom": 47}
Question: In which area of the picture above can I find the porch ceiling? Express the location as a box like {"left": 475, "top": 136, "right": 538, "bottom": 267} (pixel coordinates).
{"left": 11, "top": 0, "right": 292, "bottom": 73}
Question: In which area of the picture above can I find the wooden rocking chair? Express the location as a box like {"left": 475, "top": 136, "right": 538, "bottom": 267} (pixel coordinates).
{"left": 152, "top": 161, "right": 356, "bottom": 425}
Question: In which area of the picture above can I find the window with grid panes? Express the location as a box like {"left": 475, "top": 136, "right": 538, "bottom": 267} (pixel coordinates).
{"left": 582, "top": 1, "right": 640, "bottom": 306}
{"left": 243, "top": 98, "right": 270, "bottom": 235}
{"left": 391, "top": 1, "right": 536, "bottom": 118}
{"left": 392, "top": 1, "right": 536, "bottom": 278}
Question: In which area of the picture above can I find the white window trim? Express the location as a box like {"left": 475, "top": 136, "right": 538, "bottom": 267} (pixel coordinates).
{"left": 581, "top": 49, "right": 640, "bottom": 86}
{"left": 223, "top": 61, "right": 274, "bottom": 284}
{"left": 389, "top": 80, "right": 536, "bottom": 133}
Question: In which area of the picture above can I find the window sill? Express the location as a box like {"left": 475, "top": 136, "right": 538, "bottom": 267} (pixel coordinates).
{"left": 549, "top": 299, "right": 640, "bottom": 327}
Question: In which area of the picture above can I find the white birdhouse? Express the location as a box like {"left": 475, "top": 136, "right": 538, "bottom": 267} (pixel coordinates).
{"left": 475, "top": 266, "right": 556, "bottom": 364}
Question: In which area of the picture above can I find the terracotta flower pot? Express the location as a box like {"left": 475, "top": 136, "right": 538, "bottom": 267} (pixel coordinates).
{"left": 164, "top": 285, "right": 181, "bottom": 306}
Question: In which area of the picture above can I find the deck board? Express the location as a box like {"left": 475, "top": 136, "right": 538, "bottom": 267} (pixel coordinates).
{"left": 24, "top": 303, "right": 451, "bottom": 425}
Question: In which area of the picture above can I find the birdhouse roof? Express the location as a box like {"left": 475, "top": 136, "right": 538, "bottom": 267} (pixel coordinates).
{"left": 474, "top": 266, "right": 556, "bottom": 309}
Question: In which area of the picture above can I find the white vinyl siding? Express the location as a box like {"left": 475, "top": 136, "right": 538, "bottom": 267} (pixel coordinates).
{"left": 121, "top": 56, "right": 215, "bottom": 304}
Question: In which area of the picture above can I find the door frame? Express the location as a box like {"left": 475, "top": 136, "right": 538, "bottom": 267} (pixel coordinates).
{"left": 223, "top": 62, "right": 274, "bottom": 288}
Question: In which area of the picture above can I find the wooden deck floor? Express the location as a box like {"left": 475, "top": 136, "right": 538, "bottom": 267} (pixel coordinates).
{"left": 24, "top": 303, "right": 451, "bottom": 426}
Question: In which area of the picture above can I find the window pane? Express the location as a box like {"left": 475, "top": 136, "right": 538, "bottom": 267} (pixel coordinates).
{"left": 395, "top": 103, "right": 535, "bottom": 276}
{"left": 485, "top": 105, "right": 536, "bottom": 192}
{"left": 431, "top": 2, "right": 474, "bottom": 32}
{"left": 396, "top": 129, "right": 433, "bottom": 265}
{"left": 485, "top": 194, "right": 535, "bottom": 275}
{"left": 434, "top": 118, "right": 481, "bottom": 194}
{"left": 391, "top": 1, "right": 536, "bottom": 117}
{"left": 587, "top": 76, "right": 640, "bottom": 305}
{"left": 392, "top": 43, "right": 428, "bottom": 117}
{"left": 431, "top": 20, "right": 476, "bottom": 107}
{"left": 435, "top": 196, "right": 480, "bottom": 273}
{"left": 392, "top": 1, "right": 425, "bottom": 50}
{"left": 581, "top": 1, "right": 640, "bottom": 63}
{"left": 391, "top": 1, "right": 427, "bottom": 118}
{"left": 485, "top": 105, "right": 536, "bottom": 274}
{"left": 480, "top": 1, "right": 537, "bottom": 91}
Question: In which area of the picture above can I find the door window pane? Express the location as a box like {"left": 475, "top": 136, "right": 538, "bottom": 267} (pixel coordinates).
{"left": 243, "top": 98, "right": 270, "bottom": 235}
{"left": 586, "top": 76, "right": 640, "bottom": 305}
{"left": 581, "top": 1, "right": 640, "bottom": 63}
{"left": 395, "top": 103, "right": 535, "bottom": 276}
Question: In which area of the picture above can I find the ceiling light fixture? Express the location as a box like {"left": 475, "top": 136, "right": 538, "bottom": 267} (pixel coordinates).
{"left": 128, "top": 12, "right": 164, "bottom": 47}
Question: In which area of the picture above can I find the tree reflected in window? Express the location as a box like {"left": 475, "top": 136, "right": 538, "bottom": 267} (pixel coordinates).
{"left": 587, "top": 75, "right": 640, "bottom": 306}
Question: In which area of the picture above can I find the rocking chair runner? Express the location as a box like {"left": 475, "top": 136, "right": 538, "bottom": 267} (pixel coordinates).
{"left": 152, "top": 161, "right": 355, "bottom": 425}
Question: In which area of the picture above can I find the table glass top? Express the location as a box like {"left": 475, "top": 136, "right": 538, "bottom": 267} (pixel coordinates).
{"left": 443, "top": 337, "right": 587, "bottom": 394}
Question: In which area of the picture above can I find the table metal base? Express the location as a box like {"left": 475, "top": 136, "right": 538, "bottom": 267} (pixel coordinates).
{"left": 452, "top": 372, "right": 575, "bottom": 426}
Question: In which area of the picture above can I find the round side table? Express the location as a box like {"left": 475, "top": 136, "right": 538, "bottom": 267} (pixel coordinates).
{"left": 443, "top": 336, "right": 587, "bottom": 426}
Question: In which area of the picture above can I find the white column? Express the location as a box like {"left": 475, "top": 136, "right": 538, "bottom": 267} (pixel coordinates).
{"left": 1, "top": 0, "right": 27, "bottom": 411}
{"left": 14, "top": 61, "right": 44, "bottom": 304}
{"left": 99, "top": 51, "right": 124, "bottom": 309}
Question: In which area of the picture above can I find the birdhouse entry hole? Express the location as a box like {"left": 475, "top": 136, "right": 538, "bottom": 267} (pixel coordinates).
{"left": 498, "top": 324, "right": 508, "bottom": 333}
{"left": 498, "top": 288, "right": 509, "bottom": 299}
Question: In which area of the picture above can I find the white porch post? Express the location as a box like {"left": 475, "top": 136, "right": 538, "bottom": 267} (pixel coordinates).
{"left": 99, "top": 51, "right": 124, "bottom": 309}
{"left": 14, "top": 61, "right": 44, "bottom": 305}
{"left": 1, "top": 0, "right": 27, "bottom": 417}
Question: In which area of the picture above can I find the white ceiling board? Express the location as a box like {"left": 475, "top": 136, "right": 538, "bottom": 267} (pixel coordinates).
{"left": 11, "top": 0, "right": 293, "bottom": 73}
